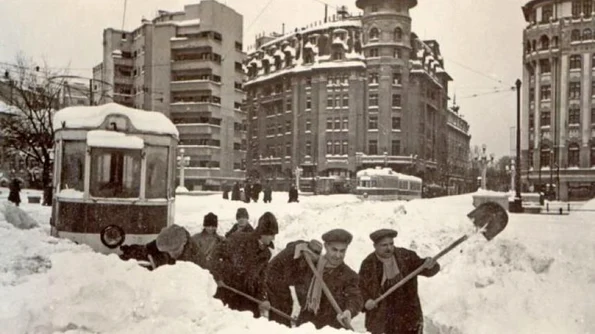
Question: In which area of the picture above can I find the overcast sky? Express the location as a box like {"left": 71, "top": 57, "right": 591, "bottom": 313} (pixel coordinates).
{"left": 0, "top": 0, "right": 526, "bottom": 158}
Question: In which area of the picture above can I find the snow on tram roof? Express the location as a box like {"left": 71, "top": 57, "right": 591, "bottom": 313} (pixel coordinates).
{"left": 53, "top": 103, "right": 179, "bottom": 138}
{"left": 356, "top": 167, "right": 421, "bottom": 181}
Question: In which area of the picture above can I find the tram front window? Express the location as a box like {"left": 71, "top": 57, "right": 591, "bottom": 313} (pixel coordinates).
{"left": 61, "top": 141, "right": 85, "bottom": 192}
{"left": 90, "top": 148, "right": 141, "bottom": 198}
{"left": 145, "top": 146, "right": 169, "bottom": 199}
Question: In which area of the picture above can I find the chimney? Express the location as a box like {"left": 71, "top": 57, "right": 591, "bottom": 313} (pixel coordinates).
{"left": 324, "top": 4, "right": 328, "bottom": 23}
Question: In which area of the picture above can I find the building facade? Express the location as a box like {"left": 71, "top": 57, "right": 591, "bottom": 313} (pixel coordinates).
{"left": 94, "top": 0, "right": 246, "bottom": 190}
{"left": 446, "top": 103, "right": 472, "bottom": 194}
{"left": 522, "top": 0, "right": 595, "bottom": 200}
{"left": 244, "top": 0, "right": 458, "bottom": 190}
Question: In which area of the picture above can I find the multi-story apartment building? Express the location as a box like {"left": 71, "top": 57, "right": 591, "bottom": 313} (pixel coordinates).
{"left": 446, "top": 102, "right": 472, "bottom": 194}
{"left": 244, "top": 0, "right": 454, "bottom": 188}
{"left": 94, "top": 0, "right": 246, "bottom": 190}
{"left": 522, "top": 0, "right": 595, "bottom": 200}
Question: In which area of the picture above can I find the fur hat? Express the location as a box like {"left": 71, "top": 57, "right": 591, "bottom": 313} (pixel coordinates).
{"left": 236, "top": 207, "right": 249, "bottom": 220}
{"left": 322, "top": 228, "right": 353, "bottom": 245}
{"left": 255, "top": 212, "right": 279, "bottom": 236}
{"left": 203, "top": 212, "right": 218, "bottom": 227}
{"left": 156, "top": 224, "right": 188, "bottom": 252}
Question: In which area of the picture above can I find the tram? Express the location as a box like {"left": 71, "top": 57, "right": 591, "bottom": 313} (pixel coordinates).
{"left": 50, "top": 103, "right": 179, "bottom": 253}
{"left": 355, "top": 167, "right": 422, "bottom": 201}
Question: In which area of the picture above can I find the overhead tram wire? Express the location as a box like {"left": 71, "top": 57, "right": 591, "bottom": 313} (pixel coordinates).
{"left": 459, "top": 86, "right": 516, "bottom": 100}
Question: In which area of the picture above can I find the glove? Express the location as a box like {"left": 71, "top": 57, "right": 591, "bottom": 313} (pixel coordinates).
{"left": 293, "top": 240, "right": 323, "bottom": 259}
{"left": 364, "top": 299, "right": 377, "bottom": 311}
{"left": 336, "top": 310, "right": 352, "bottom": 327}
{"left": 423, "top": 257, "right": 437, "bottom": 270}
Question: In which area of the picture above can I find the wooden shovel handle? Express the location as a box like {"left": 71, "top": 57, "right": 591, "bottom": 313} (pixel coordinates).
{"left": 373, "top": 235, "right": 469, "bottom": 304}
{"left": 219, "top": 282, "right": 296, "bottom": 322}
{"left": 302, "top": 253, "right": 354, "bottom": 331}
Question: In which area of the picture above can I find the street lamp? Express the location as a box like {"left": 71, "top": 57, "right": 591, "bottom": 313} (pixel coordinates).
{"left": 177, "top": 148, "right": 190, "bottom": 188}
{"left": 505, "top": 158, "right": 516, "bottom": 193}
{"left": 510, "top": 79, "right": 524, "bottom": 212}
{"left": 474, "top": 144, "right": 494, "bottom": 190}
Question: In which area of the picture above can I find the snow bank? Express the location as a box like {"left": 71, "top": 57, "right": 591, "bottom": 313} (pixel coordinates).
{"left": 0, "top": 202, "right": 39, "bottom": 229}
{"left": 1, "top": 191, "right": 595, "bottom": 333}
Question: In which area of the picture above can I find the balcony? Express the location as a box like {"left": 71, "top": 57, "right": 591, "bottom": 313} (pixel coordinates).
{"left": 171, "top": 59, "right": 220, "bottom": 72}
{"left": 113, "top": 76, "right": 132, "bottom": 85}
{"left": 171, "top": 37, "right": 222, "bottom": 52}
{"left": 170, "top": 102, "right": 221, "bottom": 114}
{"left": 171, "top": 79, "right": 221, "bottom": 94}
{"left": 113, "top": 57, "right": 133, "bottom": 67}
{"left": 177, "top": 124, "right": 221, "bottom": 136}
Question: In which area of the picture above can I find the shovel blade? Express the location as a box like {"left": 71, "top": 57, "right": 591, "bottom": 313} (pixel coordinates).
{"left": 467, "top": 202, "right": 508, "bottom": 241}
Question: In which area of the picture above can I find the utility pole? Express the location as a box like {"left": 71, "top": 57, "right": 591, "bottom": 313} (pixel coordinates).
{"left": 89, "top": 79, "right": 94, "bottom": 106}
{"left": 511, "top": 79, "right": 524, "bottom": 212}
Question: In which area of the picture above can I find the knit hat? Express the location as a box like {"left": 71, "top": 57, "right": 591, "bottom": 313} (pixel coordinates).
{"left": 203, "top": 212, "right": 218, "bottom": 227}
{"left": 255, "top": 212, "right": 279, "bottom": 236}
{"left": 156, "top": 224, "right": 188, "bottom": 252}
{"left": 322, "top": 228, "right": 353, "bottom": 245}
{"left": 236, "top": 207, "right": 249, "bottom": 220}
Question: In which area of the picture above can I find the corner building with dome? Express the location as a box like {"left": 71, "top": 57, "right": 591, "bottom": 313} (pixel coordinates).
{"left": 243, "top": 0, "right": 470, "bottom": 193}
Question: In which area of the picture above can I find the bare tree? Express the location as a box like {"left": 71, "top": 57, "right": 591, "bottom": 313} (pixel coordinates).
{"left": 0, "top": 54, "right": 68, "bottom": 191}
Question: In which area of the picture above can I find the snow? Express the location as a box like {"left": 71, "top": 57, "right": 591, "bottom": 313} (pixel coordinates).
{"left": 57, "top": 189, "right": 84, "bottom": 199}
{"left": 87, "top": 130, "right": 144, "bottom": 149}
{"left": 1, "top": 189, "right": 595, "bottom": 333}
{"left": 53, "top": 103, "right": 179, "bottom": 138}
{"left": 175, "top": 19, "right": 200, "bottom": 27}
{"left": 0, "top": 100, "right": 18, "bottom": 115}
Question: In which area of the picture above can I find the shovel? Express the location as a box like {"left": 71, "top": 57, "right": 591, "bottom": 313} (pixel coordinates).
{"left": 373, "top": 201, "right": 508, "bottom": 305}
{"left": 218, "top": 281, "right": 297, "bottom": 326}
{"left": 302, "top": 252, "right": 355, "bottom": 331}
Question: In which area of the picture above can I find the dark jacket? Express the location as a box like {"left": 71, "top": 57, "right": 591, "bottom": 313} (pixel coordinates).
{"left": 288, "top": 187, "right": 299, "bottom": 203}
{"left": 296, "top": 262, "right": 363, "bottom": 330}
{"left": 8, "top": 180, "right": 21, "bottom": 205}
{"left": 263, "top": 184, "right": 272, "bottom": 202}
{"left": 191, "top": 230, "right": 224, "bottom": 267}
{"left": 358, "top": 248, "right": 440, "bottom": 334}
{"left": 209, "top": 232, "right": 272, "bottom": 303}
{"left": 224, "top": 222, "right": 254, "bottom": 238}
{"left": 231, "top": 183, "right": 241, "bottom": 201}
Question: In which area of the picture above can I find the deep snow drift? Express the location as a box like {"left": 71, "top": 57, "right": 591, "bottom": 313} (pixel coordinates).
{"left": 0, "top": 190, "right": 594, "bottom": 333}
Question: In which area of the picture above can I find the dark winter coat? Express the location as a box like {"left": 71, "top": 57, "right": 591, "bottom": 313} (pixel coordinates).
{"left": 231, "top": 183, "right": 241, "bottom": 201}
{"left": 244, "top": 184, "right": 252, "bottom": 203}
{"left": 251, "top": 183, "right": 262, "bottom": 202}
{"left": 358, "top": 248, "right": 440, "bottom": 334}
{"left": 191, "top": 230, "right": 224, "bottom": 267}
{"left": 209, "top": 232, "right": 273, "bottom": 316}
{"left": 263, "top": 184, "right": 272, "bottom": 203}
{"left": 144, "top": 232, "right": 204, "bottom": 269}
{"left": 296, "top": 262, "right": 363, "bottom": 330}
{"left": 8, "top": 180, "right": 21, "bottom": 205}
{"left": 265, "top": 240, "right": 313, "bottom": 326}
{"left": 224, "top": 222, "right": 254, "bottom": 238}
{"left": 288, "top": 187, "right": 299, "bottom": 203}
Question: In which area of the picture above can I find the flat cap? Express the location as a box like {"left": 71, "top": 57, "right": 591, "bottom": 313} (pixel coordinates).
{"left": 322, "top": 229, "right": 353, "bottom": 244}
{"left": 156, "top": 224, "right": 188, "bottom": 252}
{"left": 370, "top": 228, "right": 398, "bottom": 244}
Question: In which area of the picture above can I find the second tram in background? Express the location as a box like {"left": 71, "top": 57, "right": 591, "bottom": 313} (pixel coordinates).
{"left": 355, "top": 167, "right": 422, "bottom": 201}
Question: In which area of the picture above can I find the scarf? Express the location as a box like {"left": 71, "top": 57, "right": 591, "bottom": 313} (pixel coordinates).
{"left": 305, "top": 255, "right": 339, "bottom": 314}
{"left": 376, "top": 253, "right": 400, "bottom": 286}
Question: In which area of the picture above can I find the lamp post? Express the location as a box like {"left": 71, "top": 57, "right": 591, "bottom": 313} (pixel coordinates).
{"left": 510, "top": 79, "right": 524, "bottom": 212}
{"left": 177, "top": 148, "right": 190, "bottom": 188}
{"left": 383, "top": 151, "right": 388, "bottom": 167}
{"left": 474, "top": 144, "right": 494, "bottom": 190}
{"left": 505, "top": 158, "right": 516, "bottom": 193}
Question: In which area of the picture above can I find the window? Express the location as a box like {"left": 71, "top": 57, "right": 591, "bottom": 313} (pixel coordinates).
{"left": 286, "top": 143, "right": 291, "bottom": 156}
{"left": 306, "top": 96, "right": 312, "bottom": 109}
{"left": 371, "top": 5, "right": 378, "bottom": 12}
{"left": 332, "top": 51, "right": 344, "bottom": 61}
{"left": 343, "top": 94, "right": 349, "bottom": 107}
{"left": 327, "top": 141, "right": 333, "bottom": 154}
{"left": 394, "top": 27, "right": 403, "bottom": 41}
{"left": 540, "top": 35, "right": 549, "bottom": 50}
{"left": 369, "top": 73, "right": 378, "bottom": 84}
{"left": 529, "top": 114, "right": 535, "bottom": 128}
{"left": 584, "top": 28, "right": 593, "bottom": 41}
{"left": 541, "top": 85, "right": 551, "bottom": 100}
{"left": 570, "top": 55, "right": 582, "bottom": 70}
{"left": 306, "top": 119, "right": 312, "bottom": 131}
{"left": 327, "top": 118, "right": 333, "bottom": 130}
{"left": 369, "top": 93, "right": 379, "bottom": 106}
{"left": 391, "top": 140, "right": 401, "bottom": 156}
{"left": 306, "top": 141, "right": 312, "bottom": 156}
{"left": 569, "top": 82, "right": 581, "bottom": 99}
{"left": 568, "top": 144, "right": 580, "bottom": 167}
{"left": 368, "top": 140, "right": 378, "bottom": 155}
{"left": 286, "top": 100, "right": 292, "bottom": 112}
{"left": 392, "top": 94, "right": 401, "bottom": 107}
{"left": 572, "top": 0, "right": 582, "bottom": 17}
{"left": 342, "top": 141, "right": 349, "bottom": 155}
{"left": 342, "top": 117, "right": 349, "bottom": 129}
{"left": 392, "top": 117, "right": 401, "bottom": 129}
{"left": 541, "top": 111, "right": 551, "bottom": 126}
{"left": 61, "top": 141, "right": 86, "bottom": 191}
{"left": 235, "top": 41, "right": 243, "bottom": 51}
{"left": 571, "top": 29, "right": 581, "bottom": 42}
{"left": 542, "top": 4, "right": 553, "bottom": 22}
{"left": 369, "top": 115, "right": 378, "bottom": 129}
{"left": 585, "top": 0, "right": 593, "bottom": 17}
{"left": 529, "top": 88, "right": 535, "bottom": 101}
{"left": 394, "top": 48, "right": 401, "bottom": 59}
{"left": 327, "top": 96, "right": 334, "bottom": 108}
{"left": 540, "top": 146, "right": 551, "bottom": 167}
{"left": 90, "top": 148, "right": 141, "bottom": 198}
{"left": 393, "top": 72, "right": 402, "bottom": 85}
{"left": 334, "top": 117, "right": 341, "bottom": 129}
{"left": 369, "top": 27, "right": 380, "bottom": 40}
{"left": 145, "top": 146, "right": 168, "bottom": 199}
{"left": 335, "top": 95, "right": 341, "bottom": 108}
{"left": 286, "top": 120, "right": 292, "bottom": 132}
{"left": 540, "top": 59, "right": 551, "bottom": 73}
{"left": 569, "top": 107, "right": 581, "bottom": 124}
{"left": 369, "top": 48, "right": 379, "bottom": 57}
{"left": 334, "top": 141, "right": 341, "bottom": 155}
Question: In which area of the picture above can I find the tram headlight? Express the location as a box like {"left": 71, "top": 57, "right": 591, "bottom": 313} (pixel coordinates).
{"left": 100, "top": 225, "right": 126, "bottom": 249}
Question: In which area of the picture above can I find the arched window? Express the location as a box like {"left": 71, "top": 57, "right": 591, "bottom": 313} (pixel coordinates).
{"left": 540, "top": 145, "right": 551, "bottom": 167}
{"left": 568, "top": 143, "right": 580, "bottom": 167}
{"left": 584, "top": 28, "right": 592, "bottom": 40}
{"left": 571, "top": 29, "right": 581, "bottom": 42}
{"left": 394, "top": 27, "right": 403, "bottom": 41}
{"left": 540, "top": 35, "right": 549, "bottom": 50}
{"left": 369, "top": 27, "right": 380, "bottom": 40}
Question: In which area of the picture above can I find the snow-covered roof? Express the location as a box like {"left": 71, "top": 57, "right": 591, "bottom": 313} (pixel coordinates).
{"left": 245, "top": 60, "right": 365, "bottom": 85}
{"left": 53, "top": 103, "right": 179, "bottom": 138}
{"left": 356, "top": 167, "right": 422, "bottom": 182}
{"left": 87, "top": 130, "right": 144, "bottom": 149}
{"left": 175, "top": 19, "right": 200, "bottom": 27}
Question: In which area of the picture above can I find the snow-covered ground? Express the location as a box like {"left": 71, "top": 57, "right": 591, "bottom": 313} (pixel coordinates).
{"left": 0, "top": 189, "right": 594, "bottom": 333}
